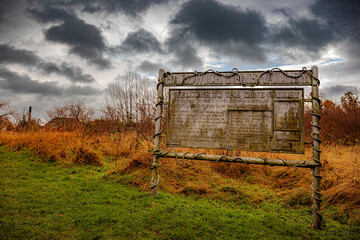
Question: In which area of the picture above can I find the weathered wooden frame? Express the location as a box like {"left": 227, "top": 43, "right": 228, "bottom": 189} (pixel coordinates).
{"left": 151, "top": 66, "right": 322, "bottom": 229}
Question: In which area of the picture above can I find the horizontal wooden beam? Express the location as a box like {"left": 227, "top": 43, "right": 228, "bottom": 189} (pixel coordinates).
{"left": 160, "top": 152, "right": 319, "bottom": 168}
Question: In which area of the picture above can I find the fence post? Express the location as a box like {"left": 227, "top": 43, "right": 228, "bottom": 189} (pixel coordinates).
{"left": 151, "top": 69, "right": 164, "bottom": 196}
{"left": 311, "top": 65, "right": 322, "bottom": 229}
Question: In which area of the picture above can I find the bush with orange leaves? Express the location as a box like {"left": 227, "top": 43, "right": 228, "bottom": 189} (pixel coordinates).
{"left": 305, "top": 90, "right": 360, "bottom": 145}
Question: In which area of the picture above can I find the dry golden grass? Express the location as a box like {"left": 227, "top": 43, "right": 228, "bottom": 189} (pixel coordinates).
{"left": 0, "top": 130, "right": 359, "bottom": 224}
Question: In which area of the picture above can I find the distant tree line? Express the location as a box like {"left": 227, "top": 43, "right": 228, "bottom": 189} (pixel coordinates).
{"left": 44, "top": 70, "right": 156, "bottom": 142}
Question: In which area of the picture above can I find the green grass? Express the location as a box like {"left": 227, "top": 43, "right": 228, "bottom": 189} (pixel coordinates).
{"left": 0, "top": 146, "right": 359, "bottom": 239}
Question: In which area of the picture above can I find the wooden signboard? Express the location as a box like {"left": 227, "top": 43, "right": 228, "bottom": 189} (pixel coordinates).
{"left": 151, "top": 67, "right": 322, "bottom": 229}
{"left": 167, "top": 89, "right": 304, "bottom": 153}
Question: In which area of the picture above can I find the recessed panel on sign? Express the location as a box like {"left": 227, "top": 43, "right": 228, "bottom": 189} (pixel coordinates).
{"left": 167, "top": 89, "right": 304, "bottom": 153}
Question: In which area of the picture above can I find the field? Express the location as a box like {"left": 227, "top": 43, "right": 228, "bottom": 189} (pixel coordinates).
{"left": 1, "top": 146, "right": 359, "bottom": 239}
{"left": 0, "top": 129, "right": 359, "bottom": 233}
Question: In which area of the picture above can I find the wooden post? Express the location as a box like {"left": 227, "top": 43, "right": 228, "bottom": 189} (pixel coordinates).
{"left": 28, "top": 106, "right": 32, "bottom": 130}
{"left": 311, "top": 66, "right": 322, "bottom": 229}
{"left": 151, "top": 69, "right": 164, "bottom": 196}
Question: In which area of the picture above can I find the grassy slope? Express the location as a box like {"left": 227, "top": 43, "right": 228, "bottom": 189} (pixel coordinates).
{"left": 0, "top": 147, "right": 359, "bottom": 240}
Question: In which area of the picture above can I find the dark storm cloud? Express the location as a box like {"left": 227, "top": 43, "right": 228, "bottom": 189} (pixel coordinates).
{"left": 0, "top": 44, "right": 95, "bottom": 83}
{"left": 137, "top": 60, "right": 163, "bottom": 73}
{"left": 166, "top": 26, "right": 203, "bottom": 68}
{"left": 310, "top": 0, "right": 360, "bottom": 59}
{"left": 270, "top": 16, "right": 335, "bottom": 52}
{"left": 0, "top": 66, "right": 99, "bottom": 96}
{"left": 38, "top": 62, "right": 58, "bottom": 73}
{"left": 44, "top": 18, "right": 111, "bottom": 68}
{"left": 118, "top": 28, "right": 163, "bottom": 54}
{"left": 0, "top": 44, "right": 40, "bottom": 65}
{"left": 0, "top": 44, "right": 96, "bottom": 83}
{"left": 321, "top": 84, "right": 357, "bottom": 100}
{"left": 171, "top": 0, "right": 267, "bottom": 46}
{"left": 26, "top": 5, "right": 111, "bottom": 68}
{"left": 64, "top": 85, "right": 100, "bottom": 96}
{"left": 167, "top": 0, "right": 268, "bottom": 64}
{"left": 0, "top": 0, "right": 11, "bottom": 20}
{"left": 0, "top": 67, "right": 62, "bottom": 95}
{"left": 310, "top": 0, "right": 360, "bottom": 41}
{"left": 26, "top": 6, "right": 75, "bottom": 23}
{"left": 80, "top": 0, "right": 169, "bottom": 16}
{"left": 167, "top": 37, "right": 203, "bottom": 69}
{"left": 166, "top": 17, "right": 202, "bottom": 68}
{"left": 0, "top": 0, "right": 23, "bottom": 21}
{"left": 28, "top": 0, "right": 169, "bottom": 17}
{"left": 38, "top": 62, "right": 95, "bottom": 83}
{"left": 269, "top": 9, "right": 335, "bottom": 52}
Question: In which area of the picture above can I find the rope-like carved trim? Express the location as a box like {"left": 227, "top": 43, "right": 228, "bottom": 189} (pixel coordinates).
{"left": 259, "top": 157, "right": 273, "bottom": 166}
{"left": 162, "top": 67, "right": 320, "bottom": 87}
{"left": 279, "top": 158, "right": 288, "bottom": 166}
{"left": 150, "top": 169, "right": 159, "bottom": 189}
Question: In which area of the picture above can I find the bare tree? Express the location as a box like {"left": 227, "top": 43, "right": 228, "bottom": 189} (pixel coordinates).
{"left": 0, "top": 99, "right": 15, "bottom": 119}
{"left": 9, "top": 107, "right": 42, "bottom": 131}
{"left": 47, "top": 99, "right": 95, "bottom": 123}
{"left": 12, "top": 107, "right": 28, "bottom": 128}
{"left": 0, "top": 99, "right": 16, "bottom": 130}
{"left": 102, "top": 70, "right": 156, "bottom": 143}
{"left": 102, "top": 70, "right": 156, "bottom": 124}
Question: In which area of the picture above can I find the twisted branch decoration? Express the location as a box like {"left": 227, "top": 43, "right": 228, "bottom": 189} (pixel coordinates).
{"left": 258, "top": 67, "right": 320, "bottom": 85}
{"left": 163, "top": 67, "right": 319, "bottom": 87}
{"left": 279, "top": 158, "right": 289, "bottom": 166}
{"left": 153, "top": 148, "right": 207, "bottom": 166}
{"left": 179, "top": 151, "right": 190, "bottom": 165}
{"left": 259, "top": 157, "right": 273, "bottom": 166}
{"left": 295, "top": 161, "right": 310, "bottom": 168}
{"left": 152, "top": 81, "right": 164, "bottom": 140}
{"left": 150, "top": 168, "right": 160, "bottom": 189}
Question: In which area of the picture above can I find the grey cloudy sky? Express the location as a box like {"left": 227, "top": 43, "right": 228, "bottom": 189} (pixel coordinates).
{"left": 0, "top": 0, "right": 359, "bottom": 120}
